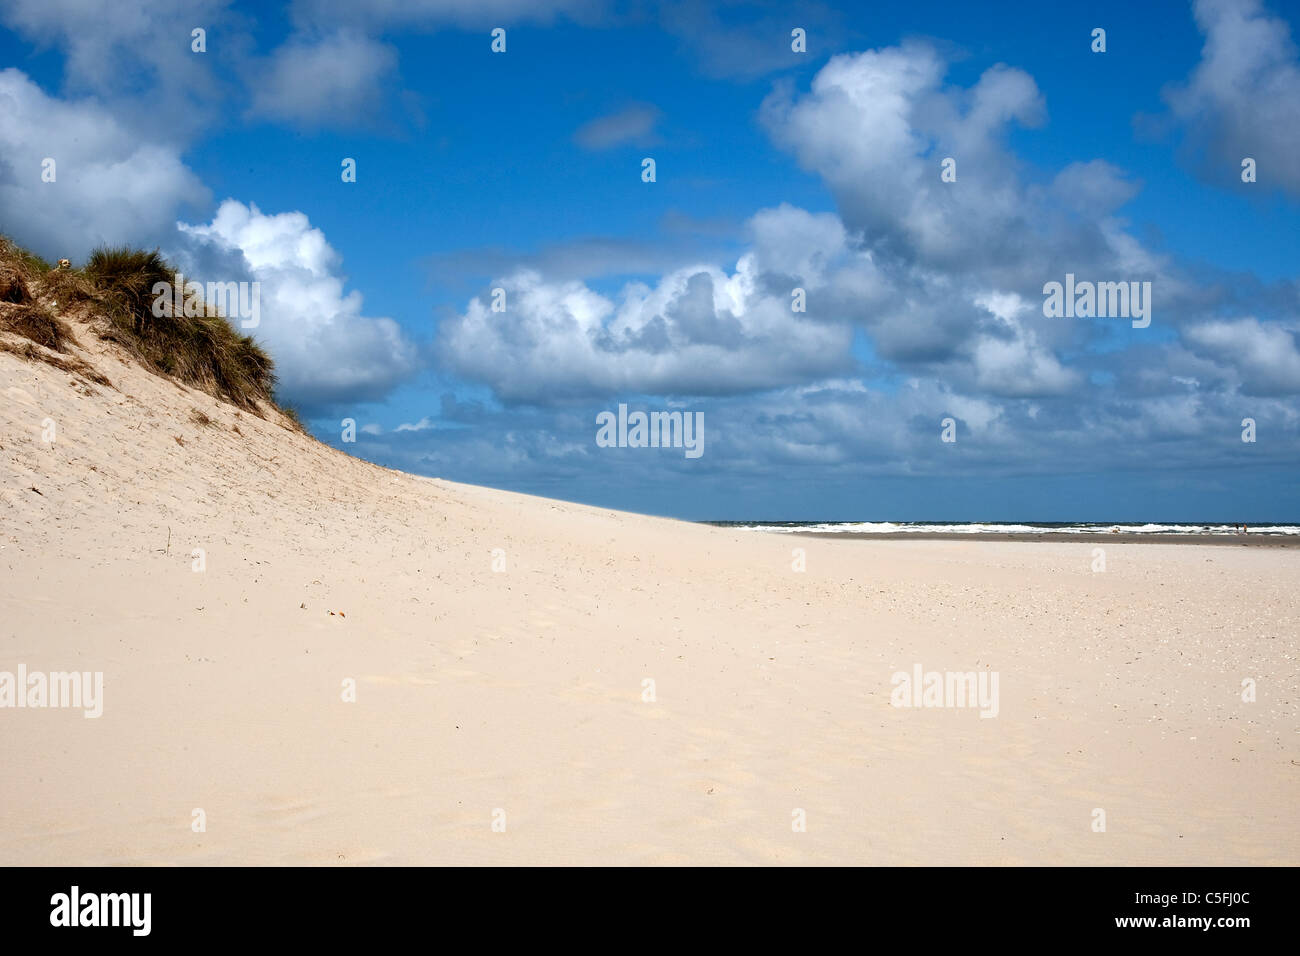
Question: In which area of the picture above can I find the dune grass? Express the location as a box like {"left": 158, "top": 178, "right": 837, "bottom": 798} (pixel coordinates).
{"left": 0, "top": 251, "right": 109, "bottom": 386}
{"left": 0, "top": 236, "right": 51, "bottom": 280}
{"left": 0, "top": 237, "right": 299, "bottom": 424}
{"left": 0, "top": 240, "right": 72, "bottom": 353}
{"left": 1, "top": 303, "right": 71, "bottom": 352}
{"left": 83, "top": 246, "right": 277, "bottom": 412}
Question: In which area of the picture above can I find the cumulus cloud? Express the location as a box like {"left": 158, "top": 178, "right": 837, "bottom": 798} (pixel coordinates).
{"left": 0, "top": 69, "right": 209, "bottom": 260}
{"left": 967, "top": 293, "right": 1082, "bottom": 397}
{"left": 1183, "top": 318, "right": 1300, "bottom": 395}
{"left": 0, "top": 0, "right": 233, "bottom": 135}
{"left": 177, "top": 200, "right": 423, "bottom": 408}
{"left": 437, "top": 204, "right": 865, "bottom": 402}
{"left": 437, "top": 266, "right": 853, "bottom": 403}
{"left": 1163, "top": 0, "right": 1300, "bottom": 196}
{"left": 745, "top": 204, "right": 856, "bottom": 286}
{"left": 753, "top": 41, "right": 1223, "bottom": 396}
{"left": 248, "top": 31, "right": 399, "bottom": 128}
{"left": 762, "top": 43, "right": 1048, "bottom": 270}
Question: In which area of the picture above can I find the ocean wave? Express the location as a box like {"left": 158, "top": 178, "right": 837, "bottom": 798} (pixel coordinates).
{"left": 721, "top": 522, "right": 1300, "bottom": 535}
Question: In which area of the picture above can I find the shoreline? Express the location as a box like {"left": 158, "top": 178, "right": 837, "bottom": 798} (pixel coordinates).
{"left": 788, "top": 531, "right": 1300, "bottom": 546}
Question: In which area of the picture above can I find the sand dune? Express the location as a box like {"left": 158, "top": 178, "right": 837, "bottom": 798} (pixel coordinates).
{"left": 2, "top": 311, "right": 1297, "bottom": 865}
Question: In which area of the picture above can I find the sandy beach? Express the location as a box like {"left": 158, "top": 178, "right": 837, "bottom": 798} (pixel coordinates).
{"left": 2, "top": 319, "right": 1297, "bottom": 866}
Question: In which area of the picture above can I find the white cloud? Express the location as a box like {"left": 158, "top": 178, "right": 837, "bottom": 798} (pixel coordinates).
{"left": 437, "top": 205, "right": 862, "bottom": 402}
{"left": 968, "top": 292, "right": 1081, "bottom": 397}
{"left": 395, "top": 417, "right": 437, "bottom": 432}
{"left": 1164, "top": 0, "right": 1300, "bottom": 196}
{"left": 753, "top": 39, "right": 1221, "bottom": 393}
{"left": 0, "top": 0, "right": 231, "bottom": 135}
{"left": 250, "top": 1, "right": 608, "bottom": 129}
{"left": 248, "top": 31, "right": 399, "bottom": 127}
{"left": 0, "top": 69, "right": 209, "bottom": 260}
{"left": 746, "top": 204, "right": 863, "bottom": 287}
{"left": 762, "top": 43, "right": 1046, "bottom": 268}
{"left": 1183, "top": 318, "right": 1300, "bottom": 395}
{"left": 177, "top": 200, "right": 422, "bottom": 407}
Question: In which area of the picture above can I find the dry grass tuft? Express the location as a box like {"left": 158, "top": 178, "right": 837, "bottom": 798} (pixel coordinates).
{"left": 40, "top": 267, "right": 98, "bottom": 310}
{"left": 0, "top": 337, "right": 112, "bottom": 387}
{"left": 0, "top": 303, "right": 72, "bottom": 352}
{"left": 0, "top": 236, "right": 51, "bottom": 283}
{"left": 83, "top": 246, "right": 276, "bottom": 411}
{"left": 1, "top": 264, "right": 33, "bottom": 305}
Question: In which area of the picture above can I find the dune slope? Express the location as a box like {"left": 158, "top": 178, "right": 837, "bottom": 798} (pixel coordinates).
{"left": 1, "top": 299, "right": 1297, "bottom": 865}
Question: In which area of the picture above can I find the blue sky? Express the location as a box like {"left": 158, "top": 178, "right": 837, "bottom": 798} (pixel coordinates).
{"left": 2, "top": 0, "right": 1298, "bottom": 520}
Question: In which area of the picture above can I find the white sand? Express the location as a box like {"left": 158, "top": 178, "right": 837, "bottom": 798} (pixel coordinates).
{"left": 2, "top": 320, "right": 1297, "bottom": 865}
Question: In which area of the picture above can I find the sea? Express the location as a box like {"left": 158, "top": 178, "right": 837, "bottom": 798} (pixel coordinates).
{"left": 706, "top": 521, "right": 1300, "bottom": 536}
